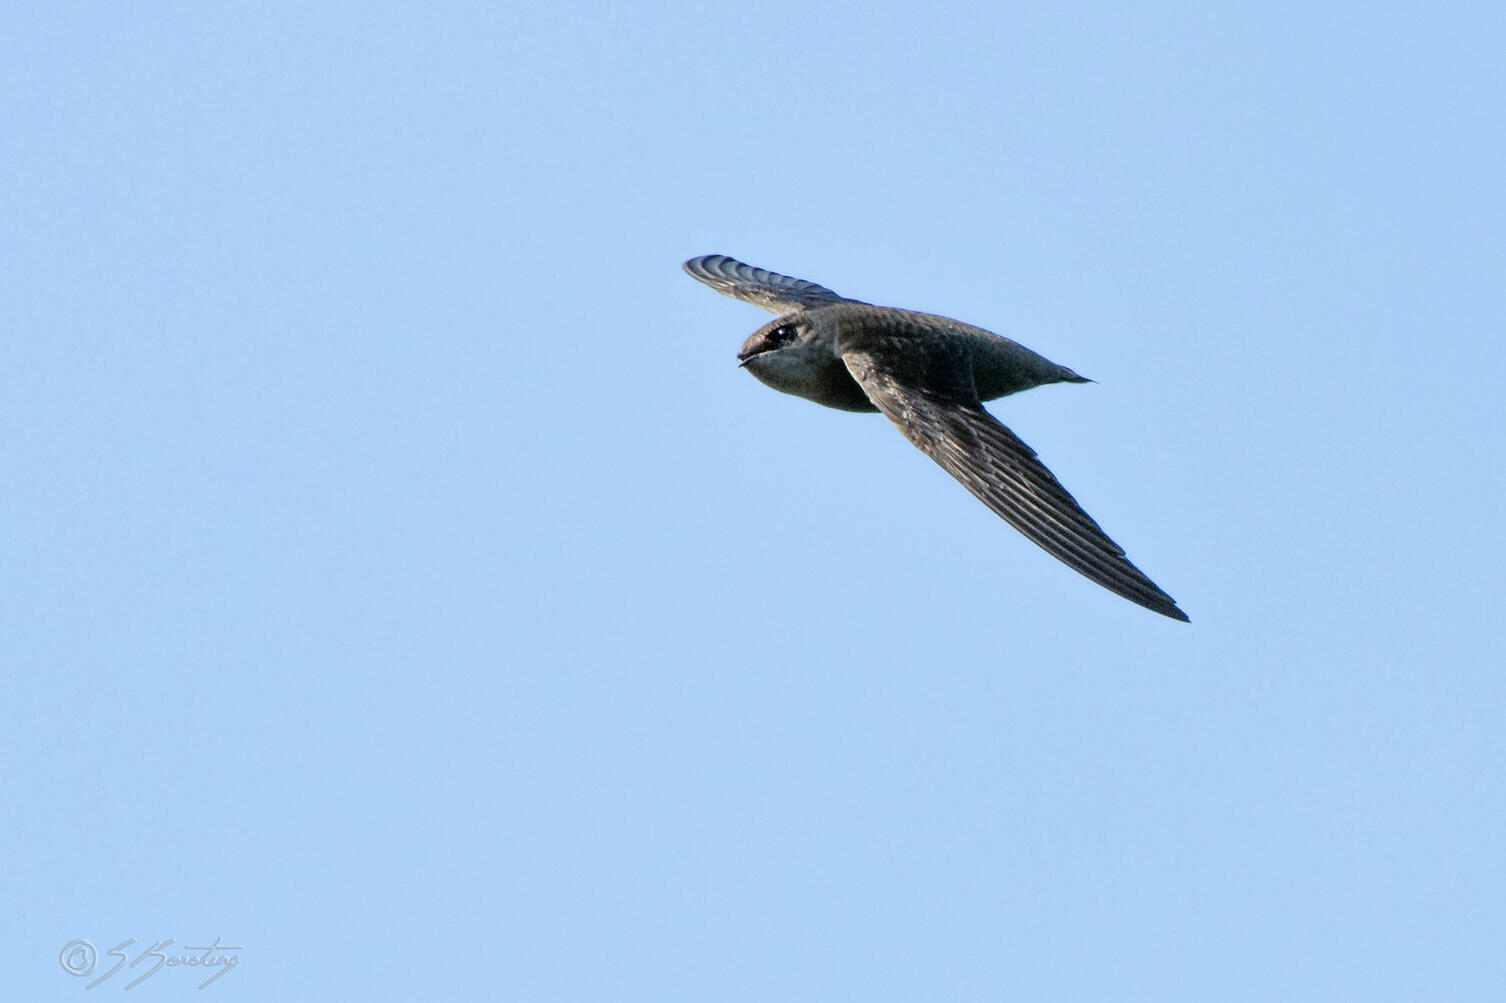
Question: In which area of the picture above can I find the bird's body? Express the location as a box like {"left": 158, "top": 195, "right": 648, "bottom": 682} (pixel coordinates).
{"left": 740, "top": 302, "right": 1088, "bottom": 411}
{"left": 684, "top": 254, "right": 1188, "bottom": 621}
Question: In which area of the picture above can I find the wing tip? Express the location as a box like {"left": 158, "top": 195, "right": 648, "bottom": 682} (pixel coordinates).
{"left": 1118, "top": 575, "right": 1189, "bottom": 622}
{"left": 683, "top": 253, "right": 739, "bottom": 276}
{"left": 1132, "top": 586, "right": 1189, "bottom": 621}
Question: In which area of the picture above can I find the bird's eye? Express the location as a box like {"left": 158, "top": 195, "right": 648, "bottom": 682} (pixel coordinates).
{"left": 769, "top": 325, "right": 798, "bottom": 345}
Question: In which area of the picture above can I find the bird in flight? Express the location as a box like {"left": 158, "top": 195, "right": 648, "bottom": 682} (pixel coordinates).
{"left": 684, "top": 254, "right": 1188, "bottom": 621}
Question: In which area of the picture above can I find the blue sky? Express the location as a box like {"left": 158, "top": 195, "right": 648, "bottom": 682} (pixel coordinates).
{"left": 4, "top": 2, "right": 1503, "bottom": 999}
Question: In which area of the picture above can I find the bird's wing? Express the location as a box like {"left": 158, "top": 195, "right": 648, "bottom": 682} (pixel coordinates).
{"left": 683, "top": 254, "right": 850, "bottom": 314}
{"left": 841, "top": 334, "right": 1188, "bottom": 621}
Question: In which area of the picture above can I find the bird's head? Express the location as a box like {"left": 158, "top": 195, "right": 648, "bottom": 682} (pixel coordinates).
{"left": 735, "top": 316, "right": 836, "bottom": 402}
{"left": 733, "top": 310, "right": 876, "bottom": 412}
{"left": 737, "top": 317, "right": 804, "bottom": 362}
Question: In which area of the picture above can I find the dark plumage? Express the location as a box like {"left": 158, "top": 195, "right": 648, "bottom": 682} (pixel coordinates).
{"left": 685, "top": 254, "right": 1187, "bottom": 621}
